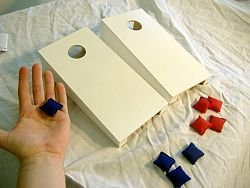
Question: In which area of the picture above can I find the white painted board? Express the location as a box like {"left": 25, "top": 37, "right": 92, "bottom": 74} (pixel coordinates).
{"left": 101, "top": 9, "right": 210, "bottom": 102}
{"left": 39, "top": 27, "right": 166, "bottom": 147}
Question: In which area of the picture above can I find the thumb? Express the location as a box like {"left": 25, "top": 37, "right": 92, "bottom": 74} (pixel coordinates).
{"left": 0, "top": 129, "right": 8, "bottom": 150}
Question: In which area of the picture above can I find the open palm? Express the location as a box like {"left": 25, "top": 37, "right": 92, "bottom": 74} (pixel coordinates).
{"left": 0, "top": 64, "right": 70, "bottom": 160}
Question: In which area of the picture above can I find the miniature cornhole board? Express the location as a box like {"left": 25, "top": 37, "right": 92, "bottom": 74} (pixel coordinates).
{"left": 101, "top": 9, "right": 210, "bottom": 103}
{"left": 39, "top": 28, "right": 166, "bottom": 147}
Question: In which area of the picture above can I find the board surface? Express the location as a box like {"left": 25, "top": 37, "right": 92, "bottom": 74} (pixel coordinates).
{"left": 101, "top": 9, "right": 210, "bottom": 102}
{"left": 39, "top": 27, "right": 166, "bottom": 147}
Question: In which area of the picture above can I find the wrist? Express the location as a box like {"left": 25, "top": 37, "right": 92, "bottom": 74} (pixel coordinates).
{"left": 17, "top": 152, "right": 66, "bottom": 188}
{"left": 20, "top": 152, "right": 64, "bottom": 168}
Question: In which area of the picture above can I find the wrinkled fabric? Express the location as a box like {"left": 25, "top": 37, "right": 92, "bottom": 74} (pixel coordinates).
{"left": 0, "top": 0, "right": 250, "bottom": 187}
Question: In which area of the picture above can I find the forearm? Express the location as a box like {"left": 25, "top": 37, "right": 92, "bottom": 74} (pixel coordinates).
{"left": 17, "top": 153, "right": 66, "bottom": 188}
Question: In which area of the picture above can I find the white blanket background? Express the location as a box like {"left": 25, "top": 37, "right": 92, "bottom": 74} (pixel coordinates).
{"left": 0, "top": 0, "right": 250, "bottom": 187}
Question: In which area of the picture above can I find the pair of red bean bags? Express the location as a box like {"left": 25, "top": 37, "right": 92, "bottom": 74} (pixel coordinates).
{"left": 193, "top": 96, "right": 222, "bottom": 113}
{"left": 191, "top": 96, "right": 226, "bottom": 135}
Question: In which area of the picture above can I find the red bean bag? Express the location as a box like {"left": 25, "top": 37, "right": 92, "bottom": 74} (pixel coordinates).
{"left": 190, "top": 116, "right": 212, "bottom": 135}
{"left": 207, "top": 96, "right": 223, "bottom": 112}
{"left": 192, "top": 97, "right": 209, "bottom": 113}
{"left": 209, "top": 115, "right": 226, "bottom": 133}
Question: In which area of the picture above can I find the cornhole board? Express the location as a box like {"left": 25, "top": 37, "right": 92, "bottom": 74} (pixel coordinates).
{"left": 38, "top": 27, "right": 166, "bottom": 147}
{"left": 100, "top": 9, "right": 210, "bottom": 103}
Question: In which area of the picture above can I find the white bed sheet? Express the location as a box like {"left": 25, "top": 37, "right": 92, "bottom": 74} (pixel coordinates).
{"left": 0, "top": 0, "right": 250, "bottom": 187}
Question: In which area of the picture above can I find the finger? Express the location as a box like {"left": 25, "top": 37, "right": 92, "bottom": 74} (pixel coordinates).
{"left": 56, "top": 82, "right": 68, "bottom": 113}
{"left": 18, "top": 66, "right": 32, "bottom": 114}
{"left": 0, "top": 129, "right": 8, "bottom": 150}
{"left": 44, "top": 71, "right": 55, "bottom": 101}
{"left": 32, "top": 64, "right": 45, "bottom": 105}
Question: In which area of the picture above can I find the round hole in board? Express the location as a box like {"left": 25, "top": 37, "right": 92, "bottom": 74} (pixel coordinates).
{"left": 68, "top": 45, "right": 86, "bottom": 59}
{"left": 127, "top": 20, "right": 142, "bottom": 31}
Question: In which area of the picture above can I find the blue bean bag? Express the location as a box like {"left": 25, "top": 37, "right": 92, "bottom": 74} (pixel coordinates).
{"left": 182, "top": 142, "right": 204, "bottom": 165}
{"left": 167, "top": 166, "right": 191, "bottom": 188}
{"left": 153, "top": 151, "right": 175, "bottom": 173}
{"left": 39, "top": 98, "right": 63, "bottom": 116}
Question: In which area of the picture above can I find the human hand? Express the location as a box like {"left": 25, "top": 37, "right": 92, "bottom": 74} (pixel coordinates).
{"left": 0, "top": 64, "right": 70, "bottom": 162}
